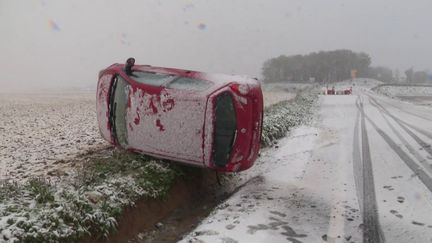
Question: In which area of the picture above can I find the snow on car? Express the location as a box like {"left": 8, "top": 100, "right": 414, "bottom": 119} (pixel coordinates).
{"left": 97, "top": 58, "right": 264, "bottom": 172}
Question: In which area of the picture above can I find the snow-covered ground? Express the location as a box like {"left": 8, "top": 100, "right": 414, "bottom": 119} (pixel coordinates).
{"left": 263, "top": 82, "right": 315, "bottom": 93}
{"left": 263, "top": 92, "right": 296, "bottom": 107}
{"left": 181, "top": 85, "right": 432, "bottom": 243}
{"left": 338, "top": 78, "right": 383, "bottom": 89}
{"left": 374, "top": 84, "right": 432, "bottom": 106}
{"left": 0, "top": 93, "right": 107, "bottom": 181}
{"left": 181, "top": 96, "right": 361, "bottom": 243}
{"left": 375, "top": 85, "right": 432, "bottom": 97}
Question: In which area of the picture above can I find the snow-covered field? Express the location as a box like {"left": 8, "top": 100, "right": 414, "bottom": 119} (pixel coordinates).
{"left": 374, "top": 84, "right": 432, "bottom": 106}
{"left": 263, "top": 92, "right": 296, "bottom": 107}
{"left": 262, "top": 82, "right": 315, "bottom": 94}
{"left": 337, "top": 78, "right": 383, "bottom": 89}
{"left": 375, "top": 85, "right": 432, "bottom": 97}
{"left": 0, "top": 93, "right": 107, "bottom": 181}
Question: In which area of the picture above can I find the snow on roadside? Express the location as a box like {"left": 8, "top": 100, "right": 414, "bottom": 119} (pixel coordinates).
{"left": 178, "top": 90, "right": 321, "bottom": 243}
{"left": 374, "top": 85, "right": 432, "bottom": 97}
{"left": 262, "top": 82, "right": 314, "bottom": 93}
{"left": 261, "top": 91, "right": 317, "bottom": 147}
{"left": 335, "top": 78, "right": 383, "bottom": 89}
{"left": 180, "top": 126, "right": 327, "bottom": 243}
{"left": 263, "top": 92, "right": 296, "bottom": 107}
{"left": 181, "top": 95, "right": 363, "bottom": 243}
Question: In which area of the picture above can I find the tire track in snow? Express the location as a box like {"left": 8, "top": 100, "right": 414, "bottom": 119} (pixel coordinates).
{"left": 366, "top": 92, "right": 432, "bottom": 140}
{"left": 398, "top": 120, "right": 432, "bottom": 141}
{"left": 368, "top": 96, "right": 432, "bottom": 159}
{"left": 362, "top": 100, "right": 432, "bottom": 194}
{"left": 368, "top": 97, "right": 432, "bottom": 176}
{"left": 369, "top": 93, "right": 432, "bottom": 122}
{"left": 367, "top": 92, "right": 432, "bottom": 139}
{"left": 355, "top": 97, "right": 384, "bottom": 243}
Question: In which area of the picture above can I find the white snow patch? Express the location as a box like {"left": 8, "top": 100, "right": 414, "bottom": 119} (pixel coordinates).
{"left": 376, "top": 85, "right": 432, "bottom": 97}
{"left": 0, "top": 93, "right": 107, "bottom": 181}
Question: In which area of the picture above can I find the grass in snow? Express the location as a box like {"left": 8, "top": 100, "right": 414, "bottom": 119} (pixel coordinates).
{"left": 0, "top": 89, "right": 318, "bottom": 242}
{"left": 0, "top": 151, "right": 181, "bottom": 242}
{"left": 261, "top": 90, "right": 318, "bottom": 147}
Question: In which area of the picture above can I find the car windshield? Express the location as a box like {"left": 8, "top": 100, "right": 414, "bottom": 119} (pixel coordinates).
{"left": 166, "top": 77, "right": 212, "bottom": 91}
{"left": 130, "top": 71, "right": 176, "bottom": 86}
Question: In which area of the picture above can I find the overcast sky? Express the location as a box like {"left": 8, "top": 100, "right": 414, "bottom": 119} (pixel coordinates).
{"left": 0, "top": 0, "right": 431, "bottom": 92}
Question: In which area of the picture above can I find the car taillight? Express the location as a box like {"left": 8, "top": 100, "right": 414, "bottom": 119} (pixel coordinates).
{"left": 230, "top": 83, "right": 249, "bottom": 95}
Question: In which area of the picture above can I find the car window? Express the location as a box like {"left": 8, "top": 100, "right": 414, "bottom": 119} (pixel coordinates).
{"left": 130, "top": 71, "right": 176, "bottom": 86}
{"left": 166, "top": 77, "right": 212, "bottom": 91}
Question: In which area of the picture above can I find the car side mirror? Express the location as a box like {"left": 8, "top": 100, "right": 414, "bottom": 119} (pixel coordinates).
{"left": 125, "top": 57, "right": 135, "bottom": 75}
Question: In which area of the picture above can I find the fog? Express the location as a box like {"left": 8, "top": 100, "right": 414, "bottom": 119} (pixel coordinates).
{"left": 0, "top": 0, "right": 431, "bottom": 92}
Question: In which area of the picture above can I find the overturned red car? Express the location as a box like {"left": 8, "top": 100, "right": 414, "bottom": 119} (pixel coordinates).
{"left": 96, "top": 58, "right": 263, "bottom": 172}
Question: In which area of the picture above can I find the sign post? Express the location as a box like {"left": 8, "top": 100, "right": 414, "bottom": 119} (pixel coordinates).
{"left": 351, "top": 69, "right": 357, "bottom": 80}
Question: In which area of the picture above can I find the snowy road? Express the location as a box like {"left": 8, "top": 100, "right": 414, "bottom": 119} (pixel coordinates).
{"left": 181, "top": 90, "right": 432, "bottom": 243}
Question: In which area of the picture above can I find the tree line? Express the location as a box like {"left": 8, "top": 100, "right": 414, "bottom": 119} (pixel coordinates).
{"left": 404, "top": 68, "right": 430, "bottom": 83}
{"left": 262, "top": 49, "right": 431, "bottom": 83}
